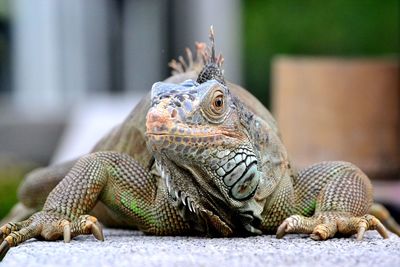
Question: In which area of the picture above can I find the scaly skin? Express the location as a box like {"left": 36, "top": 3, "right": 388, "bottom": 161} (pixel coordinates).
{"left": 0, "top": 28, "right": 397, "bottom": 261}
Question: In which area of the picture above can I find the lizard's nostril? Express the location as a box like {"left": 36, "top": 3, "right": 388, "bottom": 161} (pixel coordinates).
{"left": 149, "top": 113, "right": 160, "bottom": 121}
{"left": 171, "top": 109, "right": 177, "bottom": 118}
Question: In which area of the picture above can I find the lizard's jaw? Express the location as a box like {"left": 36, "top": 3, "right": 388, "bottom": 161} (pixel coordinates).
{"left": 154, "top": 150, "right": 265, "bottom": 236}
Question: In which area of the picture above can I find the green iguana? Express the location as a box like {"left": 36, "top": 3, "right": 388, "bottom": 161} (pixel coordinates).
{"left": 1, "top": 27, "right": 399, "bottom": 261}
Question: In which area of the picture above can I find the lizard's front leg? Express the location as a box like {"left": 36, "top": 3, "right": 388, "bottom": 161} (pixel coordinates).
{"left": 0, "top": 151, "right": 189, "bottom": 261}
{"left": 276, "top": 161, "right": 389, "bottom": 240}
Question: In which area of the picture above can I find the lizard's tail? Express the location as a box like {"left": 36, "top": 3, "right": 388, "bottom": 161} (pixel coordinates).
{"left": 369, "top": 202, "right": 400, "bottom": 236}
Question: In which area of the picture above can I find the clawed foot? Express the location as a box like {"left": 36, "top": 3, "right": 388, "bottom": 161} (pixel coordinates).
{"left": 0, "top": 211, "right": 104, "bottom": 261}
{"left": 276, "top": 212, "right": 389, "bottom": 241}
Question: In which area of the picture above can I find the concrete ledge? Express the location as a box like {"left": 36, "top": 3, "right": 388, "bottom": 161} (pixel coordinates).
{"left": 1, "top": 229, "right": 399, "bottom": 267}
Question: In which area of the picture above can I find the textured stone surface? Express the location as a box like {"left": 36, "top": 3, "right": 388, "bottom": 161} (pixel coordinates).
{"left": 1, "top": 229, "right": 399, "bottom": 267}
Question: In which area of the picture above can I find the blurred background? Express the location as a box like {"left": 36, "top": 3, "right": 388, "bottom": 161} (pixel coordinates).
{"left": 0, "top": 0, "right": 399, "bottom": 221}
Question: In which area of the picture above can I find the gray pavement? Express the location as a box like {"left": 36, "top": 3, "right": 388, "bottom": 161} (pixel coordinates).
{"left": 1, "top": 229, "right": 399, "bottom": 267}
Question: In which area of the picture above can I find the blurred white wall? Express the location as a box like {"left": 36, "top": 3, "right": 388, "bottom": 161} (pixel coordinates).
{"left": 13, "top": 0, "right": 64, "bottom": 113}
{"left": 51, "top": 93, "right": 144, "bottom": 164}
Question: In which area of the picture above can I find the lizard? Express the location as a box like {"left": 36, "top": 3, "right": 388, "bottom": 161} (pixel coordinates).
{"left": 1, "top": 27, "right": 399, "bottom": 261}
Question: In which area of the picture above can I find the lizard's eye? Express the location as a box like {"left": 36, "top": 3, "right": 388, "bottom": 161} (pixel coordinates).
{"left": 214, "top": 96, "right": 223, "bottom": 108}
{"left": 211, "top": 91, "right": 224, "bottom": 114}
{"left": 201, "top": 84, "right": 229, "bottom": 123}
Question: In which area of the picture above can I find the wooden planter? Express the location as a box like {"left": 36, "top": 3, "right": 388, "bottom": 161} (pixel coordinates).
{"left": 272, "top": 57, "right": 400, "bottom": 180}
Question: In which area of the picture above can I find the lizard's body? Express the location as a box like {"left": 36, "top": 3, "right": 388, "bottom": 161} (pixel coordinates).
{"left": 0, "top": 29, "right": 398, "bottom": 260}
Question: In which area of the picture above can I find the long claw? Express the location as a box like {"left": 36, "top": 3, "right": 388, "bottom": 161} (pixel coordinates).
{"left": 63, "top": 223, "right": 71, "bottom": 243}
{"left": 310, "top": 233, "right": 322, "bottom": 241}
{"left": 375, "top": 220, "right": 389, "bottom": 239}
{"left": 91, "top": 221, "right": 104, "bottom": 241}
{"left": 276, "top": 221, "right": 288, "bottom": 239}
{"left": 357, "top": 226, "right": 366, "bottom": 241}
{"left": 310, "top": 233, "right": 323, "bottom": 241}
{"left": 0, "top": 240, "right": 10, "bottom": 261}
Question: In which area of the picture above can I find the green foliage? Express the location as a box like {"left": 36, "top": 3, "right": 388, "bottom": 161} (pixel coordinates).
{"left": 244, "top": 0, "right": 400, "bottom": 106}
{"left": 0, "top": 0, "right": 10, "bottom": 19}
{"left": 0, "top": 165, "right": 35, "bottom": 218}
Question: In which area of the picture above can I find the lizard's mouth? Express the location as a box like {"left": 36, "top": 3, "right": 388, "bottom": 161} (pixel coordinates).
{"left": 146, "top": 132, "right": 222, "bottom": 138}
{"left": 146, "top": 103, "right": 245, "bottom": 149}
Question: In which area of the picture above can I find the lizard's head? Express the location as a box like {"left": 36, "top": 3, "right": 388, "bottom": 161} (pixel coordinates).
{"left": 146, "top": 79, "right": 262, "bottom": 235}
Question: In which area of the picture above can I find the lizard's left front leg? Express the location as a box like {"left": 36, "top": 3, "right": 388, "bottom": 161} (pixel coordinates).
{"left": 277, "top": 161, "right": 388, "bottom": 240}
{"left": 0, "top": 151, "right": 188, "bottom": 261}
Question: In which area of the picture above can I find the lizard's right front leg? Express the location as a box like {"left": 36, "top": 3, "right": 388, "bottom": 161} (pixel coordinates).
{"left": 0, "top": 151, "right": 189, "bottom": 261}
